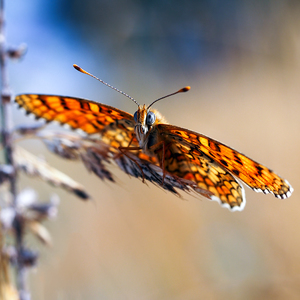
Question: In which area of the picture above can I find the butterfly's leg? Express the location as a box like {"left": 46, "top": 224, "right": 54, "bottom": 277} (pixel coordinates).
{"left": 161, "top": 142, "right": 168, "bottom": 185}
{"left": 150, "top": 140, "right": 170, "bottom": 186}
{"left": 113, "top": 136, "right": 135, "bottom": 160}
{"left": 114, "top": 135, "right": 146, "bottom": 182}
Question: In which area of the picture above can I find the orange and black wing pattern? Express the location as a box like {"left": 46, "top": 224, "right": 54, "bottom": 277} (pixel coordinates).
{"left": 15, "top": 94, "right": 134, "bottom": 134}
{"left": 157, "top": 124, "right": 293, "bottom": 200}
{"left": 15, "top": 94, "right": 293, "bottom": 211}
{"left": 155, "top": 141, "right": 245, "bottom": 210}
{"left": 14, "top": 96, "right": 199, "bottom": 198}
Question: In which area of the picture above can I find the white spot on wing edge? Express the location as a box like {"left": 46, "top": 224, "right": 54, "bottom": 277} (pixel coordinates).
{"left": 250, "top": 178, "right": 293, "bottom": 200}
{"left": 284, "top": 179, "right": 293, "bottom": 198}
{"left": 209, "top": 183, "right": 246, "bottom": 212}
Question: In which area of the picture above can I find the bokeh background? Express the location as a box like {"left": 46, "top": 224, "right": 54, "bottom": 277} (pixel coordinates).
{"left": 6, "top": 0, "right": 300, "bottom": 299}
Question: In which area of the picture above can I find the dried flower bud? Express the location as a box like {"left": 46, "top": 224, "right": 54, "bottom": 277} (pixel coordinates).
{"left": 28, "top": 194, "right": 59, "bottom": 220}
{"left": 6, "top": 43, "right": 27, "bottom": 60}
{"left": 0, "top": 207, "right": 16, "bottom": 229}
{"left": 19, "top": 248, "right": 38, "bottom": 267}
{"left": 0, "top": 164, "right": 14, "bottom": 184}
{"left": 28, "top": 221, "right": 52, "bottom": 246}
{"left": 16, "top": 188, "right": 37, "bottom": 209}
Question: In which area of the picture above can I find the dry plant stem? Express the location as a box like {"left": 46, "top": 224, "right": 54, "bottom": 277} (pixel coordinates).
{"left": 0, "top": 0, "right": 28, "bottom": 299}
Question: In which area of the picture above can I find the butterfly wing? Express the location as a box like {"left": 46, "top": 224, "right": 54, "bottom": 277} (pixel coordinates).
{"left": 99, "top": 119, "right": 231, "bottom": 204}
{"left": 95, "top": 122, "right": 234, "bottom": 206}
{"left": 15, "top": 94, "right": 134, "bottom": 134}
{"left": 157, "top": 124, "right": 293, "bottom": 200}
{"left": 147, "top": 131, "right": 245, "bottom": 210}
{"left": 13, "top": 94, "right": 165, "bottom": 184}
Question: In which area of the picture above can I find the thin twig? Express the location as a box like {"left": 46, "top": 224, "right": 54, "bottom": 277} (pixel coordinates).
{"left": 0, "top": 0, "right": 29, "bottom": 299}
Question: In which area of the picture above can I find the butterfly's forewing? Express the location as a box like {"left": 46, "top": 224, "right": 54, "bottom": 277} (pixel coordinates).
{"left": 157, "top": 124, "right": 293, "bottom": 199}
{"left": 15, "top": 94, "right": 134, "bottom": 134}
{"left": 15, "top": 94, "right": 155, "bottom": 168}
{"left": 14, "top": 95, "right": 167, "bottom": 185}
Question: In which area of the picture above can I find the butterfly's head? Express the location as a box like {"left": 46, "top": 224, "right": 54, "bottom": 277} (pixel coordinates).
{"left": 133, "top": 86, "right": 190, "bottom": 146}
{"left": 133, "top": 105, "right": 157, "bottom": 143}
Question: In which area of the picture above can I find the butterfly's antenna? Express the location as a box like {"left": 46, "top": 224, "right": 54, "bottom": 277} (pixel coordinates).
{"left": 73, "top": 64, "right": 140, "bottom": 106}
{"left": 147, "top": 86, "right": 190, "bottom": 109}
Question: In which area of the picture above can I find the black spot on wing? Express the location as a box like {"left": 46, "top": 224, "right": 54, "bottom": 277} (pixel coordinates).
{"left": 232, "top": 169, "right": 240, "bottom": 176}
{"left": 220, "top": 159, "right": 228, "bottom": 167}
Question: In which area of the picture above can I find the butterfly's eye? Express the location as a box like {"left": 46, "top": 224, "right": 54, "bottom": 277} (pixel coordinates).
{"left": 133, "top": 111, "right": 138, "bottom": 122}
{"left": 146, "top": 111, "right": 156, "bottom": 126}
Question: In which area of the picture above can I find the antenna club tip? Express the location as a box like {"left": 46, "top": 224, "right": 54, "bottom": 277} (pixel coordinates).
{"left": 73, "top": 64, "right": 90, "bottom": 75}
{"left": 73, "top": 64, "right": 81, "bottom": 71}
{"left": 180, "top": 86, "right": 190, "bottom": 93}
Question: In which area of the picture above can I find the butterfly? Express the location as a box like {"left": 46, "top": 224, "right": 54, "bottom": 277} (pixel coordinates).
{"left": 14, "top": 65, "right": 293, "bottom": 211}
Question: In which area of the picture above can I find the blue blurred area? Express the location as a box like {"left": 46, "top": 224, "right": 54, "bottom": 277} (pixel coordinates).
{"left": 7, "top": 0, "right": 100, "bottom": 97}
{"left": 7, "top": 0, "right": 298, "bottom": 98}
{"left": 53, "top": 0, "right": 294, "bottom": 69}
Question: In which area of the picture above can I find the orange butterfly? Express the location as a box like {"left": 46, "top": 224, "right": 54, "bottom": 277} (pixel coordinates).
{"left": 14, "top": 65, "right": 293, "bottom": 211}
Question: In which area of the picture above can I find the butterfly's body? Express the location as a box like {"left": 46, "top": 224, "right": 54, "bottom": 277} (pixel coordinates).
{"left": 14, "top": 66, "right": 293, "bottom": 211}
{"left": 134, "top": 105, "right": 162, "bottom": 153}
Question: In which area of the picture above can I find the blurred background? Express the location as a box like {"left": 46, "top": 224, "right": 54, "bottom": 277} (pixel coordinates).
{"left": 6, "top": 0, "right": 300, "bottom": 299}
